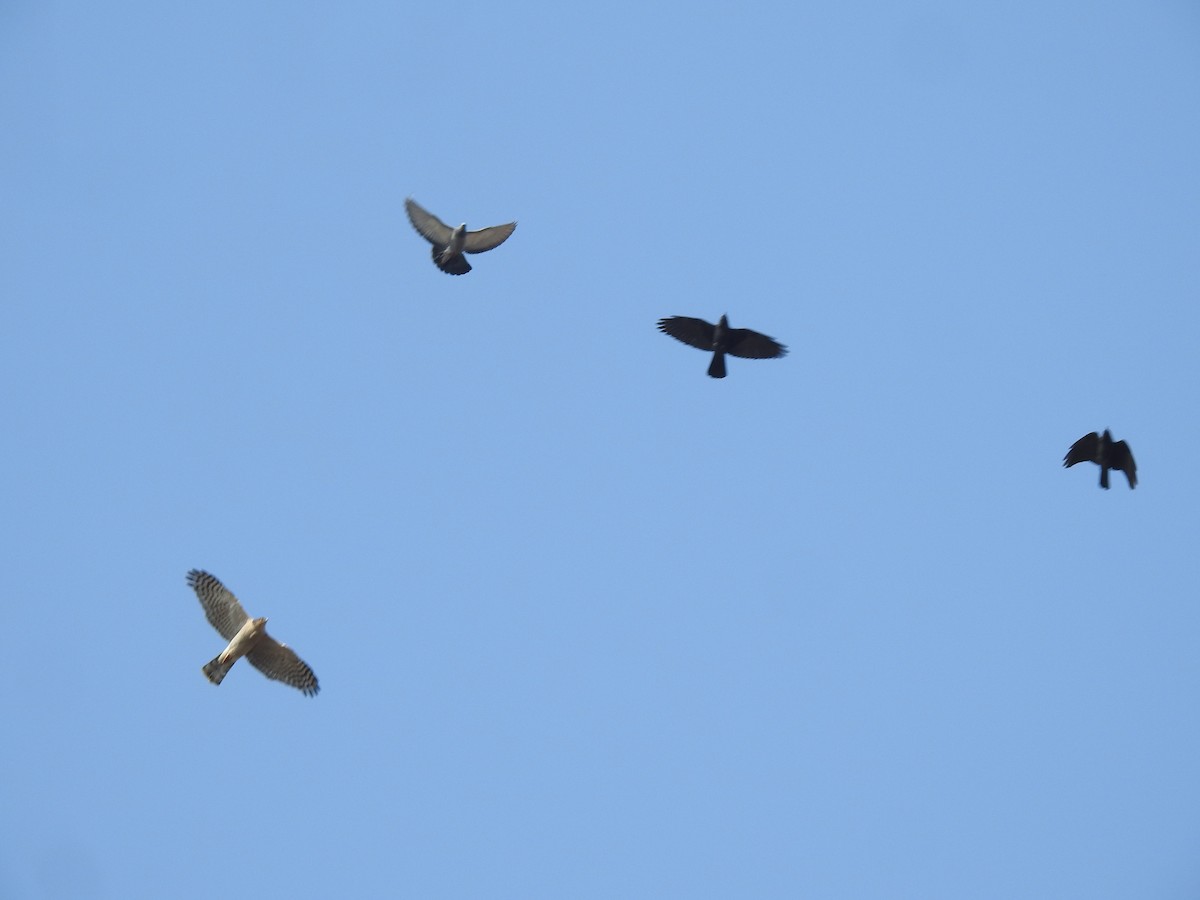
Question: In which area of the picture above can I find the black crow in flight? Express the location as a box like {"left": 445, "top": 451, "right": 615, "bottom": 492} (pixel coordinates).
{"left": 1063, "top": 429, "right": 1137, "bottom": 489}
{"left": 656, "top": 314, "right": 787, "bottom": 378}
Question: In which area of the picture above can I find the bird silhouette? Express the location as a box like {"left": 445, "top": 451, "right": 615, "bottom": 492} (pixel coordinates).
{"left": 1063, "top": 429, "right": 1137, "bottom": 489}
{"left": 656, "top": 314, "right": 787, "bottom": 378}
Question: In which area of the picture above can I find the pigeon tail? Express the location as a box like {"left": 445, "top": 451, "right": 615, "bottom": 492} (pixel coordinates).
{"left": 433, "top": 247, "right": 471, "bottom": 275}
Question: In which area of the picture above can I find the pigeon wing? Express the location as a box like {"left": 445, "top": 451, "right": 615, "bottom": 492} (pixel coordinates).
{"left": 405, "top": 198, "right": 454, "bottom": 247}
{"left": 463, "top": 221, "right": 517, "bottom": 254}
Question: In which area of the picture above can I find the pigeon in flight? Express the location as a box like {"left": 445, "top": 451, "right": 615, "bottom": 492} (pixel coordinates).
{"left": 1063, "top": 429, "right": 1137, "bottom": 489}
{"left": 404, "top": 197, "right": 516, "bottom": 275}
{"left": 656, "top": 314, "right": 787, "bottom": 378}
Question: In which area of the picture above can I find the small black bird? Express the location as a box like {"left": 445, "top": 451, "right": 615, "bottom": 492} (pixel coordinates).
{"left": 1063, "top": 429, "right": 1137, "bottom": 489}
{"left": 404, "top": 197, "right": 517, "bottom": 275}
{"left": 656, "top": 314, "right": 787, "bottom": 378}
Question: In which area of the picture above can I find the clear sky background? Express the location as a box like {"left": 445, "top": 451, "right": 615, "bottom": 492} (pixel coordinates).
{"left": 2, "top": 3, "right": 1199, "bottom": 898}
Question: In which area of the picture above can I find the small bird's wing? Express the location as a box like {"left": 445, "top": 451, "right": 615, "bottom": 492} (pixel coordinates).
{"left": 1063, "top": 432, "right": 1099, "bottom": 468}
{"left": 405, "top": 198, "right": 453, "bottom": 247}
{"left": 657, "top": 316, "right": 716, "bottom": 351}
{"left": 463, "top": 221, "right": 517, "bottom": 254}
{"left": 247, "top": 636, "right": 320, "bottom": 696}
{"left": 726, "top": 328, "right": 787, "bottom": 359}
{"left": 187, "top": 569, "right": 251, "bottom": 641}
{"left": 1110, "top": 440, "right": 1137, "bottom": 488}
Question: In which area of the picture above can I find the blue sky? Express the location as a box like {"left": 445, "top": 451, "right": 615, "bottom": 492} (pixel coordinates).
{"left": 3, "top": 2, "right": 1200, "bottom": 897}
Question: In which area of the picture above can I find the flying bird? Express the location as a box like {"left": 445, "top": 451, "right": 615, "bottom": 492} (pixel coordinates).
{"left": 187, "top": 569, "right": 320, "bottom": 696}
{"left": 404, "top": 197, "right": 516, "bottom": 275}
{"left": 656, "top": 314, "right": 787, "bottom": 378}
{"left": 1063, "top": 429, "right": 1137, "bottom": 489}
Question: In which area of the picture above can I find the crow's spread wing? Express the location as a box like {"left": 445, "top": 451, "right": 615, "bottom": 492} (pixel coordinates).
{"left": 1063, "top": 432, "right": 1099, "bottom": 468}
{"left": 657, "top": 316, "right": 716, "bottom": 351}
{"left": 725, "top": 328, "right": 787, "bottom": 360}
